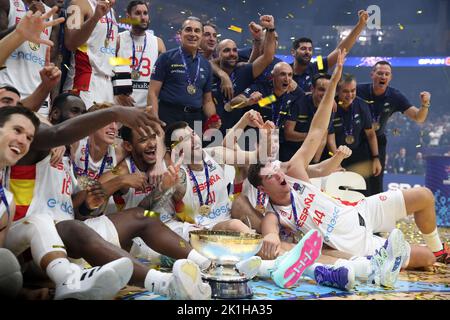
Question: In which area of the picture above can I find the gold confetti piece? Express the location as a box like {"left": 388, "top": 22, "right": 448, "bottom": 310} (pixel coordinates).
{"left": 179, "top": 240, "right": 186, "bottom": 248}
{"left": 258, "top": 95, "right": 277, "bottom": 107}
{"left": 338, "top": 101, "right": 343, "bottom": 105}
{"left": 287, "top": 13, "right": 294, "bottom": 18}
{"left": 398, "top": 23, "right": 405, "bottom": 30}
{"left": 52, "top": 245, "right": 66, "bottom": 249}
{"left": 365, "top": 100, "right": 375, "bottom": 104}
{"left": 63, "top": 64, "right": 70, "bottom": 71}
{"left": 231, "top": 100, "right": 247, "bottom": 109}
{"left": 222, "top": 7, "right": 227, "bottom": 11}
{"left": 143, "top": 210, "right": 160, "bottom": 218}
{"left": 109, "top": 57, "right": 132, "bottom": 66}
{"left": 228, "top": 25, "right": 242, "bottom": 33}
{"left": 317, "top": 55, "right": 324, "bottom": 71}
{"left": 416, "top": 144, "right": 422, "bottom": 148}
{"left": 328, "top": 152, "right": 334, "bottom": 157}
{"left": 118, "top": 17, "right": 141, "bottom": 25}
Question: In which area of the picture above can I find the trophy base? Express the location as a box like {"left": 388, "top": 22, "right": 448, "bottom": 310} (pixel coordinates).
{"left": 206, "top": 278, "right": 253, "bottom": 299}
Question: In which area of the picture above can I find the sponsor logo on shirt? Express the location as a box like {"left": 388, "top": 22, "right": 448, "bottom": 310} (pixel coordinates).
{"left": 47, "top": 198, "right": 74, "bottom": 215}
{"left": 197, "top": 203, "right": 230, "bottom": 224}
{"left": 323, "top": 207, "right": 340, "bottom": 243}
{"left": 297, "top": 193, "right": 316, "bottom": 228}
{"left": 191, "top": 174, "right": 221, "bottom": 193}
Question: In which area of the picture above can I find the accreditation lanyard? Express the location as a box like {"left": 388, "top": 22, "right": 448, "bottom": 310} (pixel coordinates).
{"left": 187, "top": 161, "right": 211, "bottom": 206}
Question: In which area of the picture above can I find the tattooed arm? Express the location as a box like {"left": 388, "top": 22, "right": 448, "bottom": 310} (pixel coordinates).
{"left": 138, "top": 165, "right": 187, "bottom": 210}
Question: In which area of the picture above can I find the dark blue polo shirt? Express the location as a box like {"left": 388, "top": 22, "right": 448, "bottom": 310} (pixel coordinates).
{"left": 238, "top": 47, "right": 252, "bottom": 62}
{"left": 281, "top": 94, "right": 333, "bottom": 156}
{"left": 212, "top": 63, "right": 255, "bottom": 132}
{"left": 357, "top": 83, "right": 412, "bottom": 137}
{"left": 244, "top": 81, "right": 304, "bottom": 130}
{"left": 329, "top": 97, "right": 372, "bottom": 150}
{"left": 151, "top": 47, "right": 213, "bottom": 109}
{"left": 291, "top": 57, "right": 329, "bottom": 92}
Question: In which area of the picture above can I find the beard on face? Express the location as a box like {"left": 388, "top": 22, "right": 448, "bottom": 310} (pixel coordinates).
{"left": 295, "top": 55, "right": 310, "bottom": 66}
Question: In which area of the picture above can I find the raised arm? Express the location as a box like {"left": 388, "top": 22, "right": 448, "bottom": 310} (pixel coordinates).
{"left": 252, "top": 15, "right": 276, "bottom": 79}
{"left": 32, "top": 106, "right": 163, "bottom": 151}
{"left": 306, "top": 145, "right": 351, "bottom": 178}
{"left": 286, "top": 49, "right": 346, "bottom": 178}
{"left": 403, "top": 92, "right": 431, "bottom": 124}
{"left": 327, "top": 11, "right": 368, "bottom": 68}
{"left": 0, "top": 7, "right": 64, "bottom": 66}
{"left": 64, "top": 0, "right": 111, "bottom": 51}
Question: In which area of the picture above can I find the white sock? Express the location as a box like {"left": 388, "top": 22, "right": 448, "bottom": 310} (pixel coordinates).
{"left": 303, "top": 263, "right": 323, "bottom": 279}
{"left": 45, "top": 258, "right": 73, "bottom": 285}
{"left": 257, "top": 260, "right": 275, "bottom": 278}
{"left": 422, "top": 228, "right": 443, "bottom": 253}
{"left": 187, "top": 250, "right": 211, "bottom": 271}
{"left": 130, "top": 238, "right": 161, "bottom": 264}
{"left": 344, "top": 257, "right": 371, "bottom": 280}
{"left": 144, "top": 269, "right": 173, "bottom": 295}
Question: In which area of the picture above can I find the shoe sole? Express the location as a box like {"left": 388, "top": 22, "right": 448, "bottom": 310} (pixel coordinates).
{"left": 173, "top": 260, "right": 211, "bottom": 300}
{"left": 236, "top": 256, "right": 262, "bottom": 280}
{"left": 56, "top": 258, "right": 133, "bottom": 300}
{"left": 344, "top": 265, "right": 356, "bottom": 291}
{"left": 273, "top": 230, "right": 323, "bottom": 288}
{"left": 381, "top": 229, "right": 406, "bottom": 288}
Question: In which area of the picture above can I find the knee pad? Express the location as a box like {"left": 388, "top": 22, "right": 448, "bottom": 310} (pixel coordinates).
{"left": 0, "top": 248, "right": 23, "bottom": 298}
{"left": 26, "top": 215, "right": 67, "bottom": 266}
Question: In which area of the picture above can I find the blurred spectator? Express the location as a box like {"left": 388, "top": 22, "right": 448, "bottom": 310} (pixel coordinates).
{"left": 429, "top": 125, "right": 444, "bottom": 147}
{"left": 393, "top": 147, "right": 412, "bottom": 174}
{"left": 411, "top": 152, "right": 425, "bottom": 175}
{"left": 384, "top": 153, "right": 395, "bottom": 174}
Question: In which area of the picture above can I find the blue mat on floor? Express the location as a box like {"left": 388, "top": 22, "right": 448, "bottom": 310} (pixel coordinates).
{"left": 121, "top": 277, "right": 450, "bottom": 300}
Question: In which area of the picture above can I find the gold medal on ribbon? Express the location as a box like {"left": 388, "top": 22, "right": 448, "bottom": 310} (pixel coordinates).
{"left": 373, "top": 122, "right": 381, "bottom": 131}
{"left": 131, "top": 70, "right": 140, "bottom": 80}
{"left": 187, "top": 84, "right": 196, "bottom": 95}
{"left": 77, "top": 175, "right": 92, "bottom": 191}
{"left": 255, "top": 204, "right": 265, "bottom": 214}
{"left": 345, "top": 135, "right": 355, "bottom": 145}
{"left": 199, "top": 205, "right": 210, "bottom": 216}
{"left": 29, "top": 42, "right": 40, "bottom": 51}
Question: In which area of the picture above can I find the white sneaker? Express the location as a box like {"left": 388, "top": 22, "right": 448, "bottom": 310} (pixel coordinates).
{"left": 168, "top": 259, "right": 211, "bottom": 300}
{"left": 55, "top": 257, "right": 133, "bottom": 300}
{"left": 235, "top": 256, "right": 262, "bottom": 280}
{"left": 0, "top": 248, "right": 23, "bottom": 298}
{"left": 370, "top": 229, "right": 407, "bottom": 288}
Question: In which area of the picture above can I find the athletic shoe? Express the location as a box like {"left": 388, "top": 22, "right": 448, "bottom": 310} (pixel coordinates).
{"left": 55, "top": 257, "right": 133, "bottom": 300}
{"left": 168, "top": 259, "right": 211, "bottom": 300}
{"left": 235, "top": 256, "right": 262, "bottom": 280}
{"left": 314, "top": 264, "right": 356, "bottom": 291}
{"left": 370, "top": 228, "right": 407, "bottom": 288}
{"left": 0, "top": 248, "right": 23, "bottom": 298}
{"left": 270, "top": 229, "right": 323, "bottom": 288}
{"left": 434, "top": 243, "right": 450, "bottom": 264}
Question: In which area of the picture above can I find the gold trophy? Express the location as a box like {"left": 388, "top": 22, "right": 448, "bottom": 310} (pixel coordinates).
{"left": 189, "top": 230, "right": 263, "bottom": 299}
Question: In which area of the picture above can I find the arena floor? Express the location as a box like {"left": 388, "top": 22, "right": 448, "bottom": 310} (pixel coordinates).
{"left": 118, "top": 219, "right": 450, "bottom": 301}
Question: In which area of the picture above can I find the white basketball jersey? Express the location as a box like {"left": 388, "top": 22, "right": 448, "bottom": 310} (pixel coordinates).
{"left": 64, "top": 0, "right": 118, "bottom": 91}
{"left": 242, "top": 178, "right": 269, "bottom": 212}
{"left": 0, "top": 187, "right": 13, "bottom": 221}
{"left": 73, "top": 138, "right": 117, "bottom": 178}
{"left": 119, "top": 156, "right": 155, "bottom": 210}
{"left": 0, "top": 0, "right": 52, "bottom": 110}
{"left": 181, "top": 151, "right": 231, "bottom": 229}
{"left": 269, "top": 175, "right": 372, "bottom": 256}
{"left": 8, "top": 155, "right": 76, "bottom": 224}
{"left": 117, "top": 30, "right": 158, "bottom": 106}
{"left": 73, "top": 137, "right": 118, "bottom": 214}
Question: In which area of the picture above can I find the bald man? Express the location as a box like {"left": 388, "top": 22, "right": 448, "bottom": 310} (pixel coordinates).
{"left": 211, "top": 15, "right": 277, "bottom": 135}
{"left": 225, "top": 62, "right": 304, "bottom": 129}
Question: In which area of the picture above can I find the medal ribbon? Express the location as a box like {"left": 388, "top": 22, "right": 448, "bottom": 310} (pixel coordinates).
{"left": 368, "top": 85, "right": 381, "bottom": 127}
{"left": 271, "top": 94, "right": 288, "bottom": 127}
{"left": 256, "top": 189, "right": 267, "bottom": 207}
{"left": 84, "top": 140, "right": 110, "bottom": 179}
{"left": 131, "top": 32, "right": 147, "bottom": 75}
{"left": 269, "top": 191, "right": 301, "bottom": 231}
{"left": 187, "top": 160, "right": 211, "bottom": 207}
{"left": 105, "top": 10, "right": 114, "bottom": 45}
{"left": 0, "top": 184, "right": 11, "bottom": 222}
{"left": 341, "top": 105, "right": 355, "bottom": 139}
{"left": 178, "top": 47, "right": 200, "bottom": 92}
